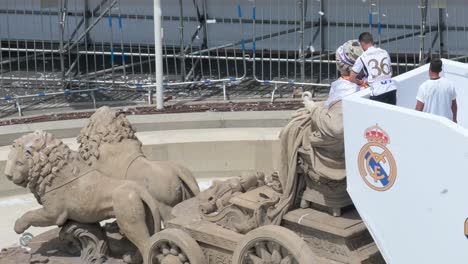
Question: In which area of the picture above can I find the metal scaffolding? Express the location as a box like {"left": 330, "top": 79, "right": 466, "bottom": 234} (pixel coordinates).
{"left": 0, "top": 0, "right": 467, "bottom": 115}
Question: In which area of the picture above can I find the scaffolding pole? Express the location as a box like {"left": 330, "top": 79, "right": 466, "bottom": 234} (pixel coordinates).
{"left": 64, "top": 0, "right": 118, "bottom": 52}
{"left": 154, "top": 0, "right": 164, "bottom": 109}
{"left": 58, "top": 0, "right": 68, "bottom": 84}
{"left": 437, "top": 4, "right": 446, "bottom": 56}
{"left": 419, "top": 0, "right": 428, "bottom": 64}
{"left": 178, "top": 0, "right": 186, "bottom": 81}
{"left": 298, "top": 0, "right": 306, "bottom": 84}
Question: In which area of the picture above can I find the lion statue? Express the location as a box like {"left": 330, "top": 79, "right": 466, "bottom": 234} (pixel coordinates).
{"left": 4, "top": 131, "right": 161, "bottom": 264}
{"left": 77, "top": 106, "right": 200, "bottom": 222}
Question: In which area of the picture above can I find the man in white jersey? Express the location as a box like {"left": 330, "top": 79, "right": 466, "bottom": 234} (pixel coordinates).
{"left": 415, "top": 59, "right": 457, "bottom": 123}
{"left": 350, "top": 32, "right": 397, "bottom": 105}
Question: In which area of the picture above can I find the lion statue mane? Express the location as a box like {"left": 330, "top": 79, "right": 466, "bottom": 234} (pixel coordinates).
{"left": 76, "top": 106, "right": 200, "bottom": 222}
{"left": 78, "top": 106, "right": 140, "bottom": 165}
{"left": 14, "top": 131, "right": 78, "bottom": 202}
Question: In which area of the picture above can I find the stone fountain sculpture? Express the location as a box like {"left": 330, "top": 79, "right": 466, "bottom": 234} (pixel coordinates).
{"left": 1, "top": 39, "right": 383, "bottom": 263}
{"left": 163, "top": 40, "right": 383, "bottom": 263}
{"left": 4, "top": 131, "right": 161, "bottom": 263}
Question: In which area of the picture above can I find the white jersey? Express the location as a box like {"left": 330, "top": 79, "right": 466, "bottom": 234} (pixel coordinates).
{"left": 325, "top": 78, "right": 359, "bottom": 108}
{"left": 416, "top": 77, "right": 456, "bottom": 120}
{"left": 352, "top": 46, "right": 397, "bottom": 96}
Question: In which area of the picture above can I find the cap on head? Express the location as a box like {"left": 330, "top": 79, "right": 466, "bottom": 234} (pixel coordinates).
{"left": 430, "top": 58, "right": 443, "bottom": 73}
{"left": 335, "top": 39, "right": 364, "bottom": 75}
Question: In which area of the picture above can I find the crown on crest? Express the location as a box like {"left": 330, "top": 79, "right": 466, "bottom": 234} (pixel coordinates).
{"left": 365, "top": 125, "right": 389, "bottom": 145}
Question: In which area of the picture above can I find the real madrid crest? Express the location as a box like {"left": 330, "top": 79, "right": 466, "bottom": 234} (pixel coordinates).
{"left": 358, "top": 125, "right": 397, "bottom": 191}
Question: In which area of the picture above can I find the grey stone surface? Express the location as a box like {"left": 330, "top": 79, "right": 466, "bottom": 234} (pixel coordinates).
{"left": 0, "top": 110, "right": 293, "bottom": 146}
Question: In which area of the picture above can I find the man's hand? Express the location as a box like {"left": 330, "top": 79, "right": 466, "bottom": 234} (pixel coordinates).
{"left": 359, "top": 81, "right": 369, "bottom": 89}
{"left": 349, "top": 71, "right": 363, "bottom": 86}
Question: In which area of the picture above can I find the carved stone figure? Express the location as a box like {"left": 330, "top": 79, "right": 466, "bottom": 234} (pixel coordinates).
{"left": 198, "top": 172, "right": 281, "bottom": 233}
{"left": 77, "top": 106, "right": 200, "bottom": 223}
{"left": 198, "top": 171, "right": 266, "bottom": 215}
{"left": 58, "top": 221, "right": 109, "bottom": 264}
{"left": 4, "top": 131, "right": 161, "bottom": 263}
{"left": 267, "top": 40, "right": 365, "bottom": 221}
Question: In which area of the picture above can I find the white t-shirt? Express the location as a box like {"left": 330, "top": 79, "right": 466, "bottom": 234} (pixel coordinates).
{"left": 416, "top": 77, "right": 456, "bottom": 120}
{"left": 352, "top": 46, "right": 397, "bottom": 96}
{"left": 324, "top": 78, "right": 359, "bottom": 108}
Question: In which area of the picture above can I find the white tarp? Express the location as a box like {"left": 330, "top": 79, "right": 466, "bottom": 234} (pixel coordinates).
{"left": 343, "top": 59, "right": 468, "bottom": 263}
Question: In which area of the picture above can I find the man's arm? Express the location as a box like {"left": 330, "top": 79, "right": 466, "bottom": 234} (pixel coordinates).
{"left": 349, "top": 71, "right": 363, "bottom": 85}
{"left": 350, "top": 57, "right": 364, "bottom": 85}
{"left": 415, "top": 100, "right": 424, "bottom": 111}
{"left": 452, "top": 99, "right": 458, "bottom": 123}
{"left": 415, "top": 85, "right": 425, "bottom": 111}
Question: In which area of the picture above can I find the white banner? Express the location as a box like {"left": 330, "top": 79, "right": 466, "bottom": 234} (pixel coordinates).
{"left": 343, "top": 59, "right": 468, "bottom": 263}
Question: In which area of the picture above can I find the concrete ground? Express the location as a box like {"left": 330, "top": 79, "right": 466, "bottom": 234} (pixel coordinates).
{"left": 0, "top": 193, "right": 51, "bottom": 250}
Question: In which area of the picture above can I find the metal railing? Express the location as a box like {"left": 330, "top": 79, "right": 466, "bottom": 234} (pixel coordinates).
{"left": 1, "top": 0, "right": 468, "bottom": 115}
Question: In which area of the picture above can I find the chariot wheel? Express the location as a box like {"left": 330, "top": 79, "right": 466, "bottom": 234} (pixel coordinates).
{"left": 146, "top": 228, "right": 205, "bottom": 264}
{"left": 232, "top": 225, "right": 316, "bottom": 264}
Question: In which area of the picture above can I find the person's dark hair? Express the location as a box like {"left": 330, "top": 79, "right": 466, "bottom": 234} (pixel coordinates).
{"left": 358, "top": 32, "right": 374, "bottom": 44}
{"left": 430, "top": 59, "right": 443, "bottom": 73}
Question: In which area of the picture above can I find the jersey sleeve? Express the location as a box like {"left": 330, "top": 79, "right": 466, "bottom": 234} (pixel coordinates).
{"left": 352, "top": 57, "right": 364, "bottom": 74}
{"left": 416, "top": 84, "right": 425, "bottom": 103}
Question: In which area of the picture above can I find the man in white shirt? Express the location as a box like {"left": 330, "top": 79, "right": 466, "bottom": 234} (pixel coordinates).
{"left": 415, "top": 59, "right": 457, "bottom": 123}
{"left": 324, "top": 39, "right": 363, "bottom": 108}
{"left": 350, "top": 32, "right": 397, "bottom": 105}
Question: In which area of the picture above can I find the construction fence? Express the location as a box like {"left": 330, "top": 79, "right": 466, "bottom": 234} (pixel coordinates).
{"left": 0, "top": 0, "right": 467, "bottom": 115}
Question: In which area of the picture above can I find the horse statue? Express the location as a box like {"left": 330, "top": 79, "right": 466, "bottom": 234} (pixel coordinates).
{"left": 4, "top": 130, "right": 161, "bottom": 264}
{"left": 77, "top": 106, "right": 200, "bottom": 222}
